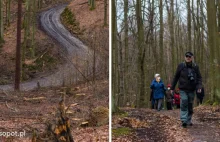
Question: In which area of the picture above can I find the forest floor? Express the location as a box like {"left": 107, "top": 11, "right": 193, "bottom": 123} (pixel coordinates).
{"left": 0, "top": 79, "right": 109, "bottom": 142}
{"left": 68, "top": 0, "right": 109, "bottom": 56}
{"left": 0, "top": 0, "right": 68, "bottom": 85}
{"left": 112, "top": 105, "right": 220, "bottom": 142}
{"left": 0, "top": 0, "right": 109, "bottom": 141}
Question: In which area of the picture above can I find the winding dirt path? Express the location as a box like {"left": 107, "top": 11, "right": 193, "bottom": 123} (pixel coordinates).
{"left": 113, "top": 107, "right": 220, "bottom": 142}
{"left": 160, "top": 109, "right": 220, "bottom": 142}
{"left": 0, "top": 5, "right": 88, "bottom": 91}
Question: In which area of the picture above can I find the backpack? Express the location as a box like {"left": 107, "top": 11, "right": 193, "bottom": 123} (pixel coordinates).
{"left": 174, "top": 93, "right": 180, "bottom": 105}
{"left": 180, "top": 62, "right": 197, "bottom": 71}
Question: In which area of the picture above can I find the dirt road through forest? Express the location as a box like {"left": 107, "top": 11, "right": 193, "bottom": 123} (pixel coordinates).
{"left": 0, "top": 4, "right": 88, "bottom": 91}
{"left": 113, "top": 107, "right": 220, "bottom": 142}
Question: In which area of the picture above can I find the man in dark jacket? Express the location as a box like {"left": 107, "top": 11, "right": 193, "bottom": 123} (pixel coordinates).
{"left": 171, "top": 52, "right": 202, "bottom": 128}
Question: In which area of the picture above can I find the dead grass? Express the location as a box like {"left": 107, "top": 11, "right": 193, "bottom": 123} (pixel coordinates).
{"left": 68, "top": 0, "right": 109, "bottom": 31}
{"left": 0, "top": 80, "right": 109, "bottom": 141}
{"left": 67, "top": 0, "right": 109, "bottom": 55}
{"left": 0, "top": 0, "right": 66, "bottom": 85}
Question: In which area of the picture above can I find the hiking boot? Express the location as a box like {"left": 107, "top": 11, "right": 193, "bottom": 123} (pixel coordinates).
{"left": 188, "top": 123, "right": 193, "bottom": 126}
{"left": 182, "top": 122, "right": 187, "bottom": 128}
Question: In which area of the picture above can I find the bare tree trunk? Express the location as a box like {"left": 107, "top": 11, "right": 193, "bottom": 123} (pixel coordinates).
{"left": 165, "top": 0, "right": 175, "bottom": 76}
{"left": 104, "top": 0, "right": 107, "bottom": 26}
{"left": 216, "top": 0, "right": 220, "bottom": 100}
{"left": 38, "top": 0, "right": 42, "bottom": 9}
{"left": 6, "top": 0, "right": 11, "bottom": 26}
{"left": 188, "top": 0, "right": 192, "bottom": 51}
{"left": 170, "top": 0, "right": 175, "bottom": 75}
{"left": 197, "top": 0, "right": 201, "bottom": 65}
{"left": 92, "top": 36, "right": 96, "bottom": 98}
{"left": 31, "top": 0, "right": 36, "bottom": 58}
{"left": 200, "top": 0, "right": 205, "bottom": 85}
{"left": 136, "top": 0, "right": 146, "bottom": 108}
{"left": 192, "top": 0, "right": 196, "bottom": 56}
{"left": 0, "top": 0, "right": 4, "bottom": 43}
{"left": 207, "top": 0, "right": 217, "bottom": 102}
{"left": 15, "top": 0, "right": 22, "bottom": 90}
{"left": 90, "top": 0, "right": 95, "bottom": 10}
{"left": 159, "top": 0, "right": 163, "bottom": 79}
{"left": 112, "top": 0, "right": 118, "bottom": 112}
{"left": 118, "top": 35, "right": 124, "bottom": 106}
{"left": 23, "top": 0, "right": 31, "bottom": 61}
{"left": 149, "top": 0, "right": 157, "bottom": 73}
{"left": 124, "top": 0, "right": 128, "bottom": 106}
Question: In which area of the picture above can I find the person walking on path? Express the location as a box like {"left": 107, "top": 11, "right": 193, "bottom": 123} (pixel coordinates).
{"left": 196, "top": 87, "right": 205, "bottom": 105}
{"left": 171, "top": 52, "right": 202, "bottom": 128}
{"left": 150, "top": 89, "right": 155, "bottom": 109}
{"left": 150, "top": 74, "right": 166, "bottom": 111}
{"left": 165, "top": 84, "right": 173, "bottom": 110}
{"left": 174, "top": 88, "right": 181, "bottom": 108}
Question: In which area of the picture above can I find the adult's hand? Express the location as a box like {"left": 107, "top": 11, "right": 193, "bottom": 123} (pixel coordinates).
{"left": 171, "top": 90, "right": 174, "bottom": 95}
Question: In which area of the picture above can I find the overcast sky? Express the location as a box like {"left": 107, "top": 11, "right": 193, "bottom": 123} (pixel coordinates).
{"left": 116, "top": 0, "right": 207, "bottom": 31}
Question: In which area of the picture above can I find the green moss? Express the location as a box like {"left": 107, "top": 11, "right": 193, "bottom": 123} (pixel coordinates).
{"left": 61, "top": 8, "right": 81, "bottom": 34}
{"left": 115, "top": 111, "right": 129, "bottom": 118}
{"left": 113, "top": 109, "right": 128, "bottom": 116}
{"left": 89, "top": 106, "right": 109, "bottom": 126}
{"left": 0, "top": 79, "right": 10, "bottom": 85}
{"left": 90, "top": 7, "right": 96, "bottom": 11}
{"left": 204, "top": 99, "right": 212, "bottom": 105}
{"left": 22, "top": 52, "right": 57, "bottom": 80}
{"left": 203, "top": 99, "right": 220, "bottom": 106}
{"left": 213, "top": 101, "right": 219, "bottom": 106}
{"left": 112, "top": 127, "right": 132, "bottom": 137}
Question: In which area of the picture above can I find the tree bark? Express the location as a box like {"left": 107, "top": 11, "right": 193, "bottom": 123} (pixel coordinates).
{"left": 207, "top": 0, "right": 217, "bottom": 101}
{"left": 124, "top": 0, "right": 128, "bottom": 106}
{"left": 118, "top": 35, "right": 124, "bottom": 106}
{"left": 159, "top": 0, "right": 163, "bottom": 78}
{"left": 15, "top": 0, "right": 22, "bottom": 90}
{"left": 136, "top": 0, "right": 146, "bottom": 108}
{"left": 104, "top": 0, "right": 107, "bottom": 26}
{"left": 188, "top": 0, "right": 192, "bottom": 51}
{"left": 90, "top": 0, "right": 95, "bottom": 10}
{"left": 31, "top": 0, "right": 36, "bottom": 58}
{"left": 0, "top": 0, "right": 3, "bottom": 43}
{"left": 112, "top": 0, "right": 118, "bottom": 112}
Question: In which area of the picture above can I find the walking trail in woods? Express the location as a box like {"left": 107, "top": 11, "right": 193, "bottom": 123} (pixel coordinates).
{"left": 112, "top": 106, "right": 220, "bottom": 142}
{"left": 0, "top": 4, "right": 89, "bottom": 91}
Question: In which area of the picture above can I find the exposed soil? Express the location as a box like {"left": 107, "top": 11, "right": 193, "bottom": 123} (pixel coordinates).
{"left": 0, "top": 80, "right": 109, "bottom": 142}
{"left": 67, "top": 0, "right": 109, "bottom": 56}
{"left": 0, "top": 0, "right": 69, "bottom": 85}
{"left": 69, "top": 0, "right": 108, "bottom": 31}
{"left": 113, "top": 106, "right": 220, "bottom": 142}
{"left": 0, "top": 1, "right": 109, "bottom": 141}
